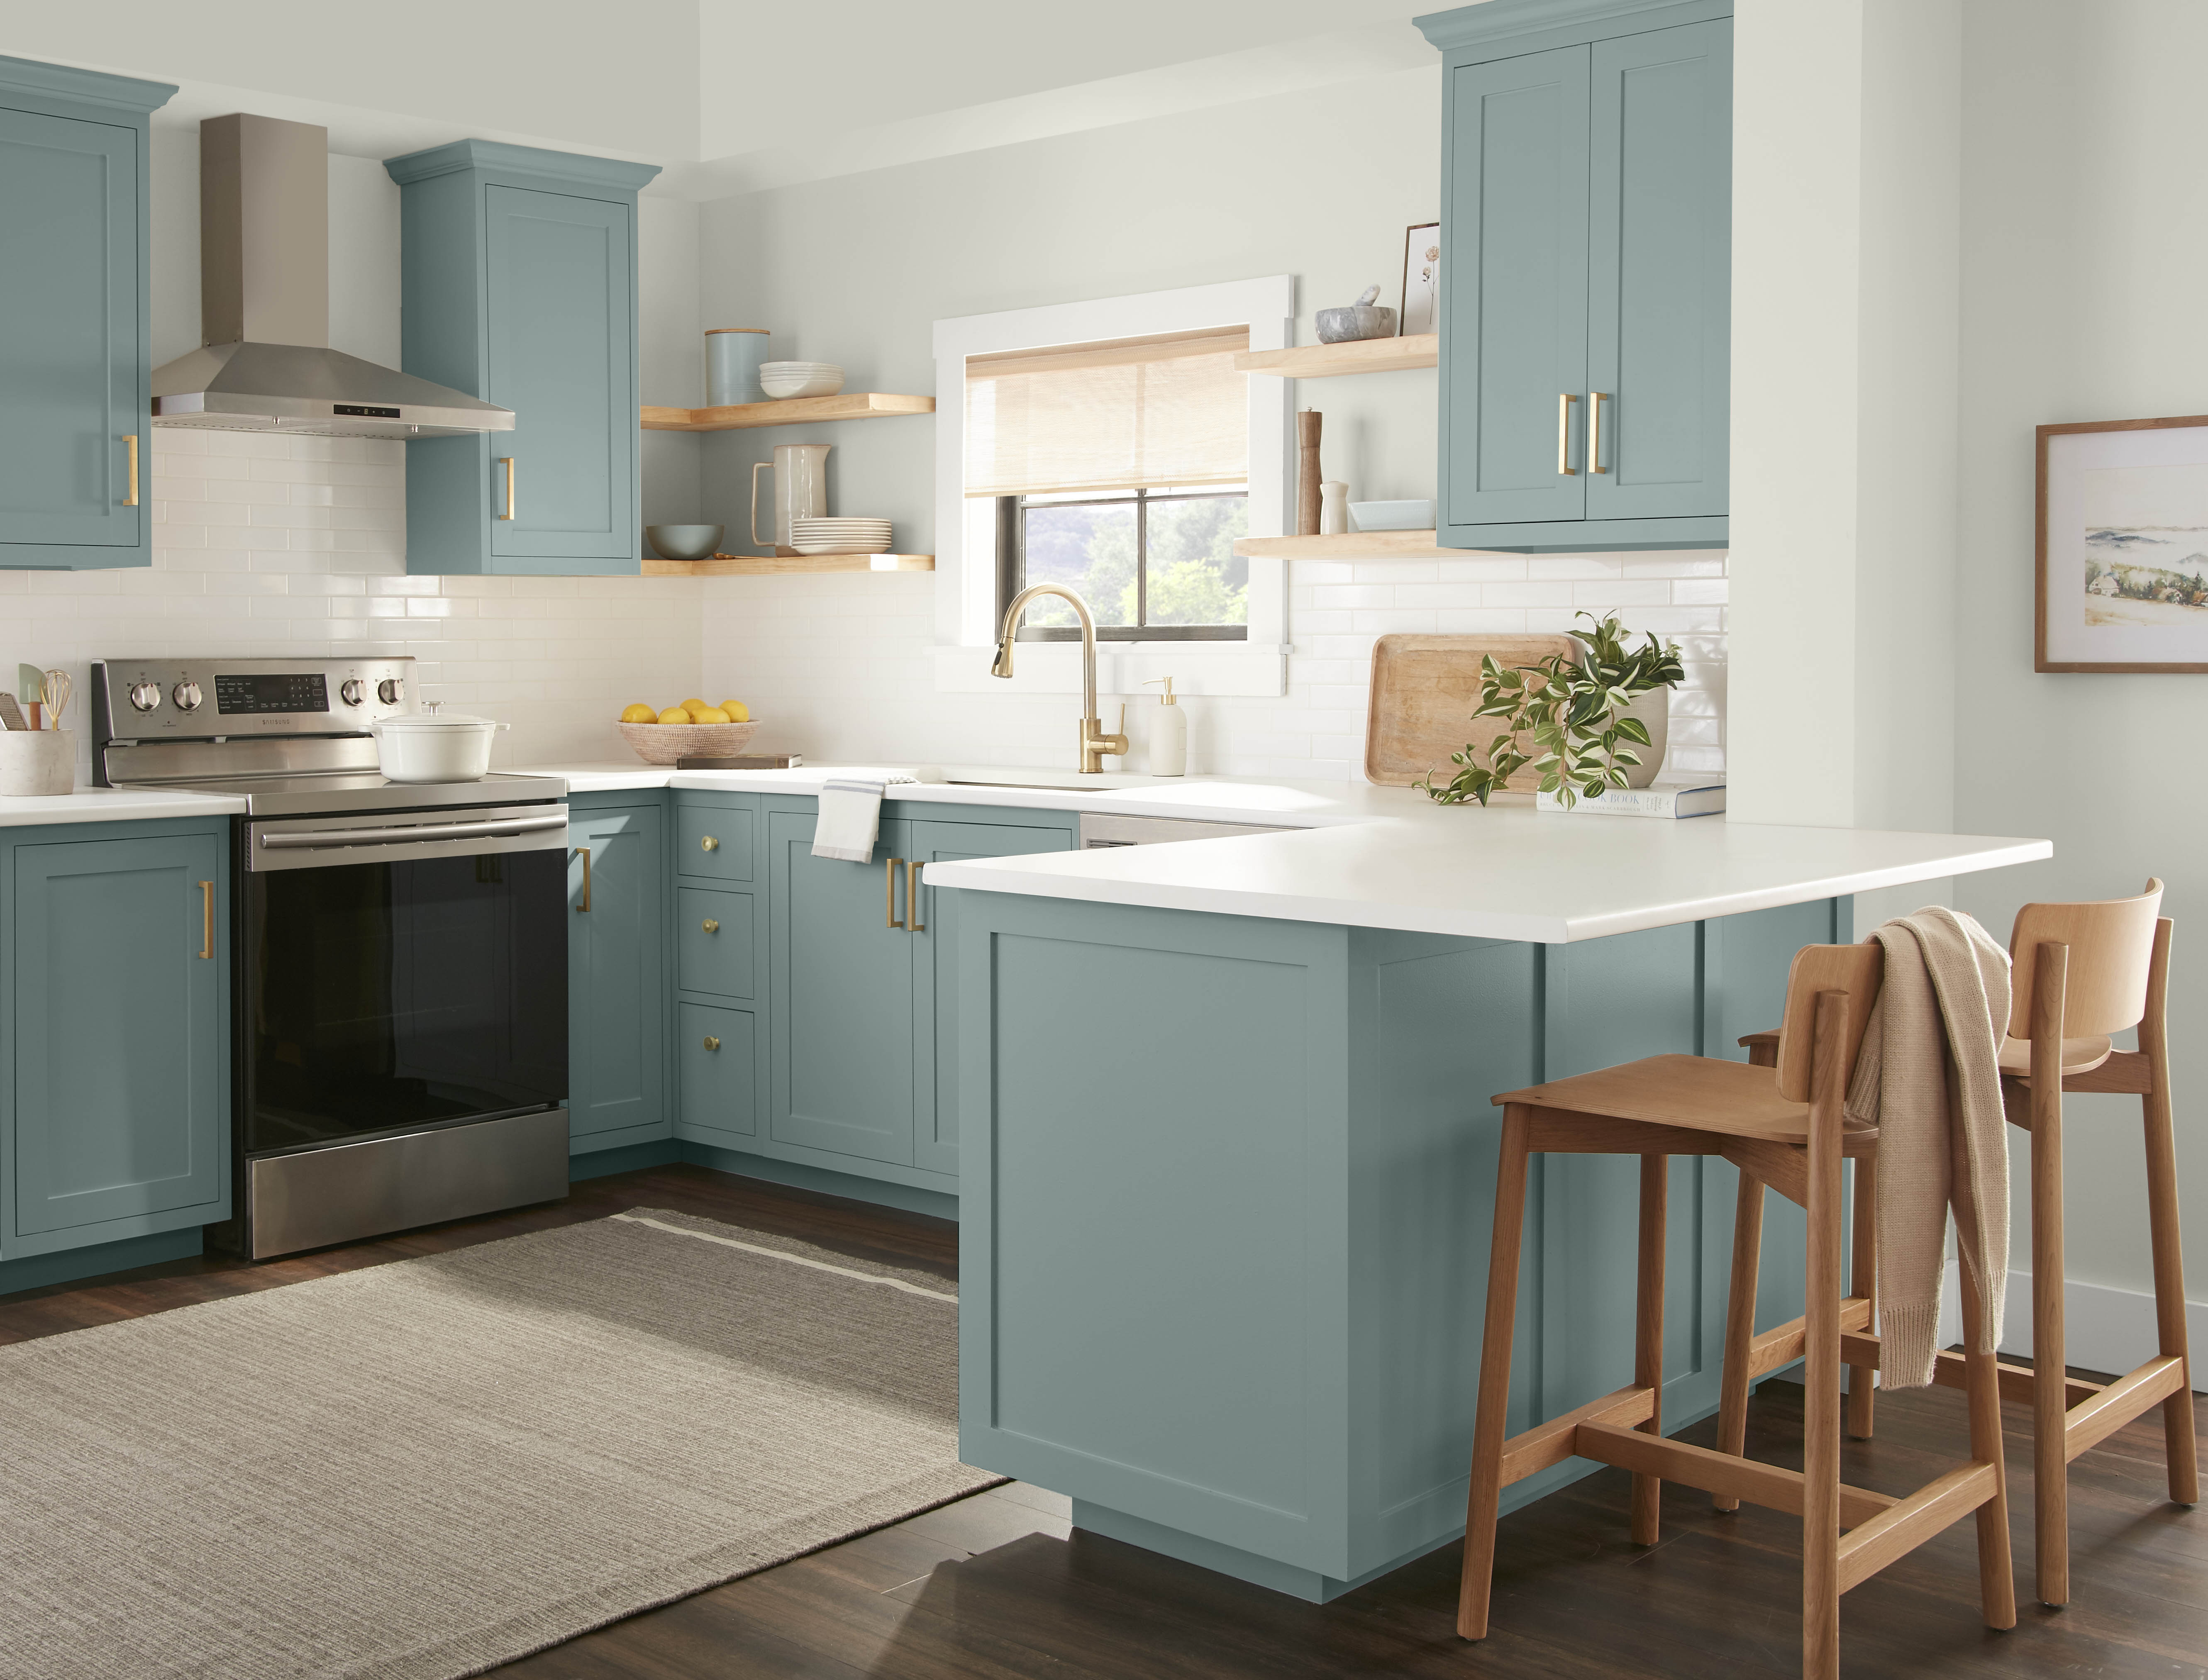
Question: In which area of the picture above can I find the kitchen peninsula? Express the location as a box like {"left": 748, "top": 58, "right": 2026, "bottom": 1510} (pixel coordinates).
{"left": 923, "top": 803, "right": 2050, "bottom": 1601}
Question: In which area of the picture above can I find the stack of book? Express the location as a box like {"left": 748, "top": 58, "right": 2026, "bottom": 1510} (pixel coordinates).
{"left": 1534, "top": 778, "right": 1725, "bottom": 819}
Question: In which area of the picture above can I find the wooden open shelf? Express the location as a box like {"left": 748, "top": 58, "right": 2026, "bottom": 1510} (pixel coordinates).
{"left": 640, "top": 393, "right": 934, "bottom": 432}
{"left": 1232, "top": 334, "right": 1438, "bottom": 379}
{"left": 1234, "top": 529, "right": 1448, "bottom": 559}
{"left": 642, "top": 552, "right": 935, "bottom": 577}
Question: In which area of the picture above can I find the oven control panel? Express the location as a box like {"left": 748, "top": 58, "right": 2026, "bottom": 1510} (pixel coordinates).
{"left": 93, "top": 657, "right": 416, "bottom": 744}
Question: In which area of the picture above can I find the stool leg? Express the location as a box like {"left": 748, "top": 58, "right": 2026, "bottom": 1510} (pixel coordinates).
{"left": 1958, "top": 1259, "right": 2019, "bottom": 1630}
{"left": 1459, "top": 1105, "right": 1534, "bottom": 1642}
{"left": 1804, "top": 997, "right": 1847, "bottom": 1680}
{"left": 2030, "top": 1029, "right": 2069, "bottom": 1607}
{"left": 1846, "top": 1154, "right": 1878, "bottom": 1439}
{"left": 1632, "top": 1152, "right": 1668, "bottom": 1546}
{"left": 1714, "top": 1170, "right": 1764, "bottom": 1512}
{"left": 2142, "top": 1082, "right": 2200, "bottom": 1503}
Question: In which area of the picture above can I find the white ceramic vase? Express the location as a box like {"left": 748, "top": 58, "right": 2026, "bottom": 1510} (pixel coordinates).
{"left": 1618, "top": 689, "right": 1669, "bottom": 788}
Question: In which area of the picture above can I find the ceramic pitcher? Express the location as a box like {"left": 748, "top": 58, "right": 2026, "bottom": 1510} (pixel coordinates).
{"left": 751, "top": 444, "right": 830, "bottom": 555}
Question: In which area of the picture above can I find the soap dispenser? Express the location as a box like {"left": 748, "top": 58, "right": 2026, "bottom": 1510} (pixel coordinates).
{"left": 1144, "top": 677, "right": 1187, "bottom": 777}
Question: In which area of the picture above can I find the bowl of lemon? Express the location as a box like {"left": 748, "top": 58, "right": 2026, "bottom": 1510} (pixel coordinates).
{"left": 615, "top": 698, "right": 759, "bottom": 763}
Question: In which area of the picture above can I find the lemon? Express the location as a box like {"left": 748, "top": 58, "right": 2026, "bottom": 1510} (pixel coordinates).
{"left": 678, "top": 697, "right": 708, "bottom": 712}
{"left": 656, "top": 707, "right": 691, "bottom": 725}
{"left": 717, "top": 700, "right": 750, "bottom": 722}
{"left": 691, "top": 706, "right": 731, "bottom": 724}
{"left": 619, "top": 702, "right": 657, "bottom": 724}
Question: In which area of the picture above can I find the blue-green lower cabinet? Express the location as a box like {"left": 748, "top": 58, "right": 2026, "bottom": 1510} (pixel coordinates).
{"left": 8, "top": 829, "right": 227, "bottom": 1253}
{"left": 567, "top": 802, "right": 668, "bottom": 1152}
{"left": 954, "top": 889, "right": 1841, "bottom": 1602}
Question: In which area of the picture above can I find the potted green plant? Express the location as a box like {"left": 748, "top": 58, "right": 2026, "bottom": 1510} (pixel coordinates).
{"left": 1418, "top": 613, "right": 1685, "bottom": 808}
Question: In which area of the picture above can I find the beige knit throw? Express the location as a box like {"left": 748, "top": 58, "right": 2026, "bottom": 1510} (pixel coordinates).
{"left": 1843, "top": 907, "right": 2011, "bottom": 1388}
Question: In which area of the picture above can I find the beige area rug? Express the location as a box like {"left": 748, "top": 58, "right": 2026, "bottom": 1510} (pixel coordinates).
{"left": 0, "top": 1208, "right": 996, "bottom": 1680}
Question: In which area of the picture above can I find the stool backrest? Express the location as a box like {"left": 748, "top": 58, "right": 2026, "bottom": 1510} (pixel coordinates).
{"left": 2007, "top": 878, "right": 2163, "bottom": 1039}
{"left": 1776, "top": 943, "right": 1885, "bottom": 1103}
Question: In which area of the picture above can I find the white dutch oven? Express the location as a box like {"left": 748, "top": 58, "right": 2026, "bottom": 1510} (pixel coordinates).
{"left": 369, "top": 711, "right": 509, "bottom": 783}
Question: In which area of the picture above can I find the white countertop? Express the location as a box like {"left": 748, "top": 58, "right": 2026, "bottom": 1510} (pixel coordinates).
{"left": 532, "top": 759, "right": 2053, "bottom": 944}
{"left": 0, "top": 785, "right": 249, "bottom": 826}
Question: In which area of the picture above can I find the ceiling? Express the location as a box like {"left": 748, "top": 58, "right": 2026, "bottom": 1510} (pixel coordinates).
{"left": 5, "top": 0, "right": 1441, "bottom": 195}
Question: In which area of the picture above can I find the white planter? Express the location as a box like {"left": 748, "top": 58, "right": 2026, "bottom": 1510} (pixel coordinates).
{"left": 0, "top": 729, "right": 75, "bottom": 796}
{"left": 368, "top": 714, "right": 508, "bottom": 783}
{"left": 1619, "top": 689, "right": 1669, "bottom": 788}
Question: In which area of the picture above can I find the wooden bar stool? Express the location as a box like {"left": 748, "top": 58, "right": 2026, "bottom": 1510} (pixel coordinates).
{"left": 1731, "top": 882, "right": 2196, "bottom": 1609}
{"left": 1459, "top": 944, "right": 2015, "bottom": 1680}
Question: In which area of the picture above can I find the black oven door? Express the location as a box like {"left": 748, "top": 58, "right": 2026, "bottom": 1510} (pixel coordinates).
{"left": 239, "top": 804, "right": 569, "bottom": 1156}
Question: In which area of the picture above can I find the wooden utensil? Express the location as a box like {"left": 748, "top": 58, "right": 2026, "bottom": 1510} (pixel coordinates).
{"left": 1296, "top": 410, "right": 1323, "bottom": 536}
{"left": 1363, "top": 632, "right": 1579, "bottom": 789}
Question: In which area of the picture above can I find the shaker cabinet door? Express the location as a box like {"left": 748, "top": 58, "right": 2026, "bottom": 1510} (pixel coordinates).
{"left": 1584, "top": 20, "right": 1732, "bottom": 522}
{"left": 567, "top": 804, "right": 667, "bottom": 1143}
{"left": 0, "top": 105, "right": 141, "bottom": 556}
{"left": 768, "top": 812, "right": 917, "bottom": 1166}
{"left": 1439, "top": 44, "right": 1590, "bottom": 534}
{"left": 484, "top": 185, "right": 634, "bottom": 564}
{"left": 12, "top": 833, "right": 225, "bottom": 1240}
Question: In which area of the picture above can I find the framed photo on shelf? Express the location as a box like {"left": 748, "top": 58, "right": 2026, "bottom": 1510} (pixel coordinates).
{"left": 1400, "top": 222, "right": 1441, "bottom": 337}
{"left": 2039, "top": 414, "right": 2208, "bottom": 671}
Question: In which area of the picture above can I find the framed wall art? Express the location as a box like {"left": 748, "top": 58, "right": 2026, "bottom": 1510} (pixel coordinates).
{"left": 2038, "top": 413, "right": 2208, "bottom": 672}
{"left": 1400, "top": 221, "right": 1440, "bottom": 338}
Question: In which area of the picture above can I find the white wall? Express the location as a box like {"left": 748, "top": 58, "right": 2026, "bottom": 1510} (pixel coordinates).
{"left": 8, "top": 122, "right": 705, "bottom": 776}
{"left": 690, "top": 68, "right": 1727, "bottom": 777}
{"left": 1950, "top": 0, "right": 2208, "bottom": 1315}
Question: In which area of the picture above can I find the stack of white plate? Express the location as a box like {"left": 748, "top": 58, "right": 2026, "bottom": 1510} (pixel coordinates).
{"left": 789, "top": 516, "right": 893, "bottom": 555}
{"left": 759, "top": 361, "right": 844, "bottom": 399}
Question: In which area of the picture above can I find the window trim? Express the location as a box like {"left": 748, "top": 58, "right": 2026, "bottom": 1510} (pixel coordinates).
{"left": 931, "top": 277, "right": 1292, "bottom": 699}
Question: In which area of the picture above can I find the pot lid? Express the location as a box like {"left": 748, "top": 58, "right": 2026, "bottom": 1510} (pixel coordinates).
{"left": 371, "top": 712, "right": 505, "bottom": 730}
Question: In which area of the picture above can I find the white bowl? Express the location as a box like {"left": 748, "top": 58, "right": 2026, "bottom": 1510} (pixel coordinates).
{"left": 1348, "top": 498, "right": 1437, "bottom": 532}
{"left": 759, "top": 361, "right": 844, "bottom": 399}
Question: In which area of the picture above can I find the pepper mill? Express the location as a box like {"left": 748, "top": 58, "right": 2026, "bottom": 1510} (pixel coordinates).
{"left": 1296, "top": 410, "right": 1324, "bottom": 536}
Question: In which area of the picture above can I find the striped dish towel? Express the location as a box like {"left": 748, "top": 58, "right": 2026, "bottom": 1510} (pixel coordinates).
{"left": 810, "top": 774, "right": 917, "bottom": 861}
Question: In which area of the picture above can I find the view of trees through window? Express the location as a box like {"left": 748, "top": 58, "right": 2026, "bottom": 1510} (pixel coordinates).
{"left": 1010, "top": 485, "right": 1249, "bottom": 637}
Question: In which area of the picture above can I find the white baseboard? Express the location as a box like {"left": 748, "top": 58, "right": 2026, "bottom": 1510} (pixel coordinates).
{"left": 1936, "top": 1266, "right": 2205, "bottom": 1392}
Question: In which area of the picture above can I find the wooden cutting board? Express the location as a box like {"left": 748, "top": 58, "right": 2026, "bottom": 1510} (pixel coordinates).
{"left": 1363, "top": 633, "right": 1580, "bottom": 789}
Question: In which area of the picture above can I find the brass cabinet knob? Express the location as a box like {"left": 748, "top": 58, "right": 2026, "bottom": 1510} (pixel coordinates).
{"left": 702, "top": 918, "right": 720, "bottom": 933}
{"left": 700, "top": 835, "right": 719, "bottom": 852}
{"left": 703, "top": 1035, "right": 721, "bottom": 1051}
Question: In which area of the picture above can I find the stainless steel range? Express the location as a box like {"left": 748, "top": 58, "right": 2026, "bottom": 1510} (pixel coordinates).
{"left": 94, "top": 656, "right": 571, "bottom": 1259}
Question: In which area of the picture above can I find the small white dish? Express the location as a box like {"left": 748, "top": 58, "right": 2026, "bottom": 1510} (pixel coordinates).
{"left": 1348, "top": 498, "right": 1437, "bottom": 532}
{"left": 759, "top": 361, "right": 845, "bottom": 399}
{"left": 792, "top": 534, "right": 893, "bottom": 555}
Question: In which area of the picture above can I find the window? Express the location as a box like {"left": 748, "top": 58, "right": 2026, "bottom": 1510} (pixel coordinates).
{"left": 967, "top": 327, "right": 1251, "bottom": 641}
{"left": 998, "top": 485, "right": 1249, "bottom": 641}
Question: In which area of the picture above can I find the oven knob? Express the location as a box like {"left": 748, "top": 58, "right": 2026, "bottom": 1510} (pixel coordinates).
{"left": 378, "top": 677, "right": 404, "bottom": 705}
{"left": 172, "top": 681, "right": 203, "bottom": 712}
{"left": 340, "top": 678, "right": 366, "bottom": 707}
{"left": 127, "top": 680, "right": 161, "bottom": 713}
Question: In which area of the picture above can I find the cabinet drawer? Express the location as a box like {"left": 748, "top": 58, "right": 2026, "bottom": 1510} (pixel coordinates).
{"left": 678, "top": 885, "right": 755, "bottom": 998}
{"left": 679, "top": 1003, "right": 755, "bottom": 1137}
{"left": 678, "top": 803, "right": 754, "bottom": 882}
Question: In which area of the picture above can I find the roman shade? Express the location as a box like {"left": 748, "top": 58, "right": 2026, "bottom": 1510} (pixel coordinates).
{"left": 963, "top": 326, "right": 1249, "bottom": 499}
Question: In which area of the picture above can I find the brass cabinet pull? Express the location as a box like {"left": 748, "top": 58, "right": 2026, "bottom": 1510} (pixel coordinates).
{"left": 703, "top": 1035, "right": 721, "bottom": 1052}
{"left": 1590, "top": 392, "right": 1610, "bottom": 474}
{"left": 907, "top": 859, "right": 925, "bottom": 933}
{"left": 198, "top": 880, "right": 213, "bottom": 958}
{"left": 886, "top": 856, "right": 905, "bottom": 929}
{"left": 702, "top": 918, "right": 719, "bottom": 934}
{"left": 573, "top": 846, "right": 591, "bottom": 911}
{"left": 124, "top": 434, "right": 139, "bottom": 507}
{"left": 1557, "top": 394, "right": 1578, "bottom": 476}
{"left": 700, "top": 835, "right": 719, "bottom": 852}
{"left": 496, "top": 456, "right": 516, "bottom": 520}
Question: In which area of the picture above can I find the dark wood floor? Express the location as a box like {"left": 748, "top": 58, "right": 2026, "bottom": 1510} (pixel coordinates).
{"left": 4, "top": 1163, "right": 2200, "bottom": 1679}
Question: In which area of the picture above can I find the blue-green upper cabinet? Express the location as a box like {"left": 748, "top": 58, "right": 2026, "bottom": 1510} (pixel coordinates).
{"left": 0, "top": 57, "right": 173, "bottom": 570}
{"left": 1418, "top": 0, "right": 1731, "bottom": 554}
{"left": 382, "top": 141, "right": 659, "bottom": 575}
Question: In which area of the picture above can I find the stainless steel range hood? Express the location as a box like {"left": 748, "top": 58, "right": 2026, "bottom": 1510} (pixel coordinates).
{"left": 151, "top": 115, "right": 512, "bottom": 441}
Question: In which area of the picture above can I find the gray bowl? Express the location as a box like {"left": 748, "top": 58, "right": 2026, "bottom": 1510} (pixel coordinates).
{"left": 1315, "top": 304, "right": 1397, "bottom": 344}
{"left": 644, "top": 524, "right": 725, "bottom": 561}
